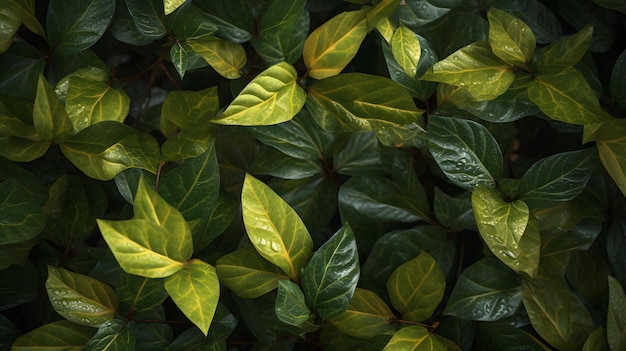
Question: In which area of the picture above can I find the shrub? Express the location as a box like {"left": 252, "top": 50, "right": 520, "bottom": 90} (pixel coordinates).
{"left": 1, "top": 0, "right": 626, "bottom": 350}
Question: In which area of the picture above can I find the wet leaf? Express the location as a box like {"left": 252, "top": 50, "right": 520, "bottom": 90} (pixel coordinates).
{"left": 487, "top": 8, "right": 535, "bottom": 69}
{"left": 275, "top": 279, "right": 312, "bottom": 326}
{"left": 391, "top": 25, "right": 421, "bottom": 78}
{"left": 126, "top": 0, "right": 167, "bottom": 39}
{"left": 383, "top": 325, "right": 446, "bottom": 351}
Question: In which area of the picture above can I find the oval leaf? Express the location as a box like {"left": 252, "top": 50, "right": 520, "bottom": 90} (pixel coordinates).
{"left": 386, "top": 251, "right": 445, "bottom": 322}
{"left": 487, "top": 8, "right": 535, "bottom": 68}
{"left": 303, "top": 9, "right": 368, "bottom": 79}
{"left": 241, "top": 173, "right": 313, "bottom": 281}
{"left": 46, "top": 266, "right": 118, "bottom": 327}
{"left": 165, "top": 259, "right": 219, "bottom": 336}
{"left": 83, "top": 318, "right": 135, "bottom": 351}
{"left": 212, "top": 62, "right": 305, "bottom": 125}
{"left": 34, "top": 74, "right": 72, "bottom": 142}
{"left": 383, "top": 325, "right": 446, "bottom": 351}
{"left": 328, "top": 288, "right": 396, "bottom": 339}
{"left": 391, "top": 25, "right": 421, "bottom": 78}
{"left": 11, "top": 320, "right": 96, "bottom": 350}
{"left": 275, "top": 279, "right": 312, "bottom": 326}
{"left": 0, "top": 179, "right": 47, "bottom": 245}
{"left": 185, "top": 37, "right": 246, "bottom": 79}
{"left": 535, "top": 23, "right": 593, "bottom": 73}
{"left": 301, "top": 223, "right": 360, "bottom": 320}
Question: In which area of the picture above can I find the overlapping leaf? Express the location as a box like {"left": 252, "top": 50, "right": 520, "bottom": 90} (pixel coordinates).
{"left": 11, "top": 320, "right": 96, "bottom": 350}
{"left": 83, "top": 318, "right": 135, "bottom": 351}
{"left": 275, "top": 279, "right": 312, "bottom": 326}
{"left": 116, "top": 273, "right": 168, "bottom": 315}
{"left": 328, "top": 288, "right": 396, "bottom": 339}
{"left": 126, "top": 0, "right": 167, "bottom": 39}
{"left": 487, "top": 8, "right": 535, "bottom": 69}
{"left": 367, "top": 0, "right": 401, "bottom": 31}
{"left": 535, "top": 23, "right": 594, "bottom": 72}
{"left": 0, "top": 179, "right": 46, "bottom": 245}
{"left": 164, "top": 0, "right": 186, "bottom": 15}
{"left": 383, "top": 325, "right": 446, "bottom": 351}
{"left": 584, "top": 119, "right": 626, "bottom": 197}
{"left": 185, "top": 36, "right": 246, "bottom": 79}
{"left": 34, "top": 74, "right": 72, "bottom": 142}
{"left": 391, "top": 25, "right": 421, "bottom": 78}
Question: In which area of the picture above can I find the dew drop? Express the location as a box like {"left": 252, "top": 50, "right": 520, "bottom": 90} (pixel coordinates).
{"left": 270, "top": 241, "right": 280, "bottom": 252}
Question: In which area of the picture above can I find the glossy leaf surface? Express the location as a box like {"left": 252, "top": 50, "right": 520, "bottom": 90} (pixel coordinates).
{"left": 125, "top": 0, "right": 166, "bottom": 39}
{"left": 328, "top": 288, "right": 395, "bottom": 339}
{"left": 164, "top": 0, "right": 185, "bottom": 15}
{"left": 46, "top": 266, "right": 118, "bottom": 327}
{"left": 535, "top": 23, "right": 594, "bottom": 72}
{"left": 213, "top": 62, "right": 305, "bottom": 125}
{"left": 387, "top": 251, "right": 445, "bottom": 322}
{"left": 11, "top": 320, "right": 96, "bottom": 350}
{"left": 185, "top": 36, "right": 246, "bottom": 79}
{"left": 301, "top": 223, "right": 360, "bottom": 320}
{"left": 242, "top": 174, "right": 313, "bottom": 280}
{"left": 383, "top": 325, "right": 446, "bottom": 351}
{"left": 165, "top": 259, "right": 219, "bottom": 335}
{"left": 34, "top": 74, "right": 72, "bottom": 142}
{"left": 583, "top": 119, "right": 626, "bottom": 197}
{"left": 116, "top": 273, "right": 168, "bottom": 315}
{"left": 487, "top": 8, "right": 535, "bottom": 68}
{"left": 83, "top": 318, "right": 135, "bottom": 351}
{"left": 391, "top": 25, "right": 421, "bottom": 78}
{"left": 275, "top": 279, "right": 312, "bottom": 326}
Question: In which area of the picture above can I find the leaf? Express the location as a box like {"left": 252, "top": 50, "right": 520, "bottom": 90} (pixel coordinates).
{"left": 303, "top": 9, "right": 368, "bottom": 79}
{"left": 11, "top": 320, "right": 96, "bottom": 350}
{"left": 593, "top": 0, "right": 626, "bottom": 13}
{"left": 383, "top": 325, "right": 447, "bottom": 351}
{"left": 0, "top": 3, "right": 21, "bottom": 53}
{"left": 125, "top": 0, "right": 166, "bottom": 39}
{"left": 386, "top": 251, "right": 445, "bottom": 322}
{"left": 395, "top": 0, "right": 461, "bottom": 30}
{"left": 185, "top": 36, "right": 246, "bottom": 79}
{"left": 194, "top": 1, "right": 252, "bottom": 43}
{"left": 445, "top": 257, "right": 522, "bottom": 321}
{"left": 306, "top": 73, "right": 424, "bottom": 132}
{"left": 610, "top": 50, "right": 626, "bottom": 109}
{"left": 241, "top": 174, "right": 313, "bottom": 280}
{"left": 216, "top": 247, "right": 289, "bottom": 298}
{"left": 253, "top": 9, "right": 310, "bottom": 65}
{"left": 333, "top": 131, "right": 390, "bottom": 176}
{"left": 522, "top": 277, "right": 595, "bottom": 351}
{"left": 301, "top": 223, "right": 360, "bottom": 320}
{"left": 165, "top": 259, "right": 219, "bottom": 336}
{"left": 65, "top": 76, "right": 130, "bottom": 133}
{"left": 164, "top": 0, "right": 186, "bottom": 15}
{"left": 535, "top": 23, "right": 594, "bottom": 73}
{"left": 0, "top": 42, "right": 44, "bottom": 100}
{"left": 0, "top": 262, "right": 38, "bottom": 310}
{"left": 213, "top": 62, "right": 305, "bottom": 126}
{"left": 258, "top": 0, "right": 306, "bottom": 38}
{"left": 427, "top": 116, "right": 503, "bottom": 190}
{"left": 518, "top": 148, "right": 598, "bottom": 209}
{"left": 46, "top": 266, "right": 118, "bottom": 327}
{"left": 116, "top": 273, "right": 168, "bottom": 315}
{"left": 487, "top": 8, "right": 535, "bottom": 69}
{"left": 583, "top": 327, "right": 608, "bottom": 351}
{"left": 34, "top": 74, "right": 73, "bottom": 142}
{"left": 83, "top": 318, "right": 135, "bottom": 351}
{"left": 366, "top": 0, "right": 401, "bottom": 30}
{"left": 608, "top": 276, "right": 626, "bottom": 351}
{"left": 433, "top": 188, "right": 475, "bottom": 231}
{"left": 492, "top": 0, "right": 562, "bottom": 44}
{"left": 275, "top": 279, "right": 312, "bottom": 326}
{"left": 421, "top": 41, "right": 515, "bottom": 100}
{"left": 170, "top": 42, "right": 189, "bottom": 79}
{"left": 328, "top": 288, "right": 396, "bottom": 339}
{"left": 46, "top": 0, "right": 115, "bottom": 55}
{"left": 528, "top": 68, "right": 613, "bottom": 125}
{"left": 583, "top": 119, "right": 626, "bottom": 197}
{"left": 59, "top": 121, "right": 160, "bottom": 181}
{"left": 251, "top": 146, "right": 323, "bottom": 179}
{"left": 474, "top": 321, "right": 551, "bottom": 350}
{"left": 472, "top": 185, "right": 540, "bottom": 277}
{"left": 0, "top": 179, "right": 46, "bottom": 245}
{"left": 391, "top": 25, "right": 421, "bottom": 78}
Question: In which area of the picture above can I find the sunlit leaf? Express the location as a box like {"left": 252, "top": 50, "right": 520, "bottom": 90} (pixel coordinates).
{"left": 213, "top": 62, "right": 305, "bottom": 126}
{"left": 608, "top": 276, "right": 626, "bottom": 351}
{"left": 301, "top": 223, "right": 360, "bottom": 320}
{"left": 583, "top": 119, "right": 626, "bottom": 197}
{"left": 367, "top": 0, "right": 401, "bottom": 31}
{"left": 383, "top": 325, "right": 446, "bottom": 351}
{"left": 328, "top": 288, "right": 396, "bottom": 339}
{"left": 241, "top": 174, "right": 313, "bottom": 280}
{"left": 11, "top": 320, "right": 96, "bottom": 350}
{"left": 0, "top": 3, "right": 21, "bottom": 53}
{"left": 46, "top": 266, "right": 118, "bottom": 327}
{"left": 391, "top": 25, "right": 421, "bottom": 78}
{"left": 165, "top": 259, "right": 219, "bottom": 335}
{"left": 303, "top": 9, "right": 368, "bottom": 79}
{"left": 386, "top": 251, "right": 445, "bottom": 322}
{"left": 487, "top": 8, "right": 535, "bottom": 69}
{"left": 492, "top": 0, "right": 562, "bottom": 44}
{"left": 164, "top": 0, "right": 186, "bottom": 15}
{"left": 185, "top": 36, "right": 246, "bottom": 79}
{"left": 535, "top": 23, "right": 594, "bottom": 73}
{"left": 34, "top": 74, "right": 72, "bottom": 142}
{"left": 275, "top": 279, "right": 312, "bottom": 326}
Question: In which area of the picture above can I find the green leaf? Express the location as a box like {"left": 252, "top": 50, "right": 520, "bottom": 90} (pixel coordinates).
{"left": 433, "top": 188, "right": 475, "bottom": 231}
{"left": 46, "top": 266, "right": 119, "bottom": 327}
{"left": 303, "top": 9, "right": 368, "bottom": 79}
{"left": 584, "top": 119, "right": 626, "bottom": 197}
{"left": 528, "top": 68, "right": 613, "bottom": 125}
{"left": 65, "top": 76, "right": 130, "bottom": 133}
{"left": 216, "top": 247, "right": 290, "bottom": 299}
{"left": 83, "top": 318, "right": 135, "bottom": 351}
{"left": 472, "top": 185, "right": 540, "bottom": 277}
{"left": 395, "top": 0, "right": 461, "bottom": 30}
{"left": 301, "top": 223, "right": 360, "bottom": 320}
{"left": 593, "top": 0, "right": 626, "bottom": 13}
{"left": 306, "top": 73, "right": 424, "bottom": 132}
{"left": 165, "top": 259, "right": 219, "bottom": 336}
{"left": 11, "top": 320, "right": 96, "bottom": 350}
{"left": 241, "top": 174, "right": 313, "bottom": 281}
{"left": 275, "top": 279, "right": 312, "bottom": 326}
{"left": 0, "top": 262, "right": 38, "bottom": 310}
{"left": 475, "top": 321, "right": 551, "bottom": 350}
{"left": 583, "top": 327, "right": 608, "bottom": 351}
{"left": 391, "top": 25, "right": 421, "bottom": 78}
{"left": 0, "top": 179, "right": 46, "bottom": 245}
{"left": 34, "top": 74, "right": 72, "bottom": 142}
{"left": 421, "top": 41, "right": 515, "bottom": 100}
{"left": 168, "top": 304, "right": 237, "bottom": 351}
{"left": 0, "top": 42, "right": 45, "bottom": 100}
{"left": 258, "top": 0, "right": 306, "bottom": 38}
{"left": 0, "top": 3, "right": 21, "bottom": 53}
{"left": 487, "top": 8, "right": 535, "bottom": 69}
{"left": 383, "top": 325, "right": 447, "bottom": 351}
{"left": 0, "top": 239, "right": 38, "bottom": 270}
{"left": 251, "top": 146, "right": 323, "bottom": 179}
{"left": 334, "top": 131, "right": 390, "bottom": 176}
{"left": 518, "top": 148, "right": 598, "bottom": 209}
{"left": 367, "top": 0, "right": 401, "bottom": 31}
{"left": 166, "top": 5, "right": 217, "bottom": 40}
{"left": 253, "top": 9, "right": 309, "bottom": 65}
{"left": 164, "top": 0, "right": 186, "bottom": 15}
{"left": 535, "top": 23, "right": 594, "bottom": 73}
{"left": 608, "top": 276, "right": 626, "bottom": 351}
{"left": 213, "top": 62, "right": 305, "bottom": 126}
{"left": 386, "top": 251, "right": 445, "bottom": 322}
{"left": 610, "top": 50, "right": 626, "bottom": 109}
{"left": 116, "top": 273, "right": 168, "bottom": 315}
{"left": 125, "top": 0, "right": 166, "bottom": 39}
{"left": 194, "top": 1, "right": 252, "bottom": 43}
{"left": 444, "top": 257, "right": 522, "bottom": 321}
{"left": 522, "top": 277, "right": 595, "bottom": 351}
{"left": 492, "top": 0, "right": 562, "bottom": 44}
{"left": 427, "top": 116, "right": 503, "bottom": 190}
{"left": 0, "top": 137, "right": 50, "bottom": 162}
{"left": 46, "top": 0, "right": 115, "bottom": 55}
{"left": 185, "top": 36, "right": 246, "bottom": 79}
{"left": 59, "top": 121, "right": 160, "bottom": 180}
{"left": 328, "top": 288, "right": 396, "bottom": 339}
{"left": 0, "top": 101, "right": 38, "bottom": 140}
{"left": 170, "top": 43, "right": 189, "bottom": 79}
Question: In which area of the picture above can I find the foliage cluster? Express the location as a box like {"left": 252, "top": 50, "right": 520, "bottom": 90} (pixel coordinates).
{"left": 2, "top": 0, "right": 626, "bottom": 350}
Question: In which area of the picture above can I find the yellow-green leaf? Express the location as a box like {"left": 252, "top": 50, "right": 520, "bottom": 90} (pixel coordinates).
{"left": 185, "top": 36, "right": 246, "bottom": 79}
{"left": 383, "top": 325, "right": 447, "bottom": 351}
{"left": 391, "top": 25, "right": 421, "bottom": 78}
{"left": 329, "top": 288, "right": 396, "bottom": 339}
{"left": 303, "top": 9, "right": 368, "bottom": 79}
{"left": 164, "top": 0, "right": 186, "bottom": 15}
{"left": 421, "top": 41, "right": 515, "bottom": 100}
{"left": 241, "top": 173, "right": 313, "bottom": 281}
{"left": 487, "top": 8, "right": 535, "bottom": 69}
{"left": 212, "top": 62, "right": 306, "bottom": 126}
{"left": 535, "top": 23, "right": 593, "bottom": 73}
{"left": 367, "top": 0, "right": 401, "bottom": 31}
{"left": 0, "top": 3, "right": 21, "bottom": 53}
{"left": 165, "top": 259, "right": 219, "bottom": 335}
{"left": 584, "top": 119, "right": 626, "bottom": 197}
{"left": 45, "top": 266, "right": 118, "bottom": 327}
{"left": 11, "top": 321, "right": 95, "bottom": 350}
{"left": 33, "top": 74, "right": 73, "bottom": 142}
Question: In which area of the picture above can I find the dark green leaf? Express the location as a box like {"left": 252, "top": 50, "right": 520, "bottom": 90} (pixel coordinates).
{"left": 194, "top": 1, "right": 252, "bottom": 43}
{"left": 334, "top": 132, "right": 391, "bottom": 176}
{"left": 320, "top": 324, "right": 392, "bottom": 351}
{"left": 608, "top": 218, "right": 626, "bottom": 290}
{"left": 475, "top": 321, "right": 551, "bottom": 350}
{"left": 593, "top": 0, "right": 626, "bottom": 13}
{"left": 0, "top": 314, "right": 20, "bottom": 350}
{"left": 83, "top": 318, "right": 135, "bottom": 351}
{"left": 0, "top": 179, "right": 46, "bottom": 245}
{"left": 535, "top": 23, "right": 594, "bottom": 73}
{"left": 258, "top": 0, "right": 305, "bottom": 38}
{"left": 328, "top": 288, "right": 396, "bottom": 339}
{"left": 608, "top": 276, "right": 626, "bottom": 351}
{"left": 433, "top": 188, "right": 475, "bottom": 231}
{"left": 427, "top": 116, "right": 503, "bottom": 190}
{"left": 166, "top": 5, "right": 217, "bottom": 40}
{"left": 395, "top": 0, "right": 461, "bottom": 29}
{"left": 108, "top": 1, "right": 154, "bottom": 45}
{"left": 492, "top": 0, "right": 562, "bottom": 44}
{"left": 116, "top": 273, "right": 168, "bottom": 315}
{"left": 251, "top": 146, "right": 323, "bottom": 180}
{"left": 0, "top": 239, "right": 37, "bottom": 270}
{"left": 583, "top": 327, "right": 608, "bottom": 351}
{"left": 418, "top": 11, "right": 488, "bottom": 58}
{"left": 46, "top": 0, "right": 115, "bottom": 55}
{"left": 383, "top": 325, "right": 446, "bottom": 351}
{"left": 194, "top": 191, "right": 237, "bottom": 250}
{"left": 518, "top": 148, "right": 598, "bottom": 209}
{"left": 0, "top": 42, "right": 44, "bottom": 99}
{"left": 610, "top": 50, "right": 626, "bottom": 109}
{"left": 306, "top": 73, "right": 424, "bottom": 132}
{"left": 132, "top": 319, "right": 173, "bottom": 350}
{"left": 558, "top": 0, "right": 615, "bottom": 53}
{"left": 0, "top": 136, "right": 50, "bottom": 162}
{"left": 301, "top": 223, "right": 360, "bottom": 320}
{"left": 275, "top": 279, "right": 312, "bottom": 326}
{"left": 11, "top": 321, "right": 96, "bottom": 350}
{"left": 445, "top": 257, "right": 522, "bottom": 321}
{"left": 386, "top": 251, "right": 445, "bottom": 322}
{"left": 170, "top": 43, "right": 189, "bottom": 80}
{"left": 168, "top": 304, "right": 237, "bottom": 351}
{"left": 253, "top": 9, "right": 309, "bottom": 65}
{"left": 0, "top": 262, "right": 38, "bottom": 310}
{"left": 125, "top": 0, "right": 166, "bottom": 39}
